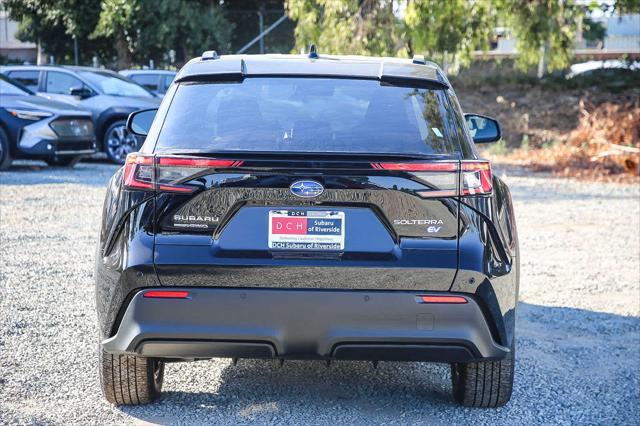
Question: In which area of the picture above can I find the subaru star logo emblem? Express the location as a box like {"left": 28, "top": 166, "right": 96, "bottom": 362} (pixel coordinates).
{"left": 290, "top": 180, "right": 324, "bottom": 198}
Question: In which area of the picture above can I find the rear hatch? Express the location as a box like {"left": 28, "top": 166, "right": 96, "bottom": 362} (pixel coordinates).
{"left": 129, "top": 77, "right": 491, "bottom": 291}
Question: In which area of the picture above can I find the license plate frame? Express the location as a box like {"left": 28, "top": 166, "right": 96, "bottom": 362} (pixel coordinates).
{"left": 268, "top": 210, "right": 345, "bottom": 251}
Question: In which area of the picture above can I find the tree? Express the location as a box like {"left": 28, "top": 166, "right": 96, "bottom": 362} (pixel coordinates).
{"left": 225, "top": 0, "right": 295, "bottom": 54}
{"left": 286, "top": 0, "right": 405, "bottom": 56}
{"left": 93, "top": 0, "right": 233, "bottom": 69}
{"left": 498, "top": 0, "right": 583, "bottom": 74}
{"left": 404, "top": 0, "right": 498, "bottom": 72}
{"left": 4, "top": 0, "right": 111, "bottom": 64}
{"left": 613, "top": 0, "right": 640, "bottom": 14}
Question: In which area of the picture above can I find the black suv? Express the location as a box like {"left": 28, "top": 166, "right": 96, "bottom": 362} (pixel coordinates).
{"left": 96, "top": 51, "right": 519, "bottom": 408}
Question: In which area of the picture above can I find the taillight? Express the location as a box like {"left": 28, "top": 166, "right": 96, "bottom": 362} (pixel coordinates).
{"left": 370, "top": 160, "right": 492, "bottom": 197}
{"left": 123, "top": 154, "right": 244, "bottom": 192}
{"left": 461, "top": 161, "right": 492, "bottom": 196}
{"left": 372, "top": 162, "right": 458, "bottom": 172}
{"left": 123, "top": 155, "right": 154, "bottom": 190}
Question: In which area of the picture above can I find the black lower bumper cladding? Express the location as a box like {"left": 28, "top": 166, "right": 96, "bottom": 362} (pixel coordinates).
{"left": 102, "top": 288, "right": 509, "bottom": 362}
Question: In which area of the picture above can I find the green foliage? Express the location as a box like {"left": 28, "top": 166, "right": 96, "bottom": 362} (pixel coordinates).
{"left": 287, "top": 0, "right": 405, "bottom": 56}
{"left": 5, "top": 0, "right": 637, "bottom": 75}
{"left": 582, "top": 16, "right": 606, "bottom": 44}
{"left": 404, "top": 0, "right": 498, "bottom": 69}
{"left": 93, "top": 0, "right": 232, "bottom": 67}
{"left": 498, "top": 0, "right": 583, "bottom": 72}
{"left": 613, "top": 0, "right": 640, "bottom": 13}
{"left": 4, "top": 0, "right": 111, "bottom": 63}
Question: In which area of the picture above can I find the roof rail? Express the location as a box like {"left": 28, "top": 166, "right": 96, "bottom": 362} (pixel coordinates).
{"left": 308, "top": 44, "right": 319, "bottom": 59}
{"left": 412, "top": 55, "right": 426, "bottom": 65}
{"left": 201, "top": 50, "right": 219, "bottom": 61}
{"left": 412, "top": 55, "right": 440, "bottom": 69}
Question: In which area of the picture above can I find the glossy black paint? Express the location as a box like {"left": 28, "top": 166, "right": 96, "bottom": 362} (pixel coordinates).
{"left": 95, "top": 54, "right": 519, "bottom": 357}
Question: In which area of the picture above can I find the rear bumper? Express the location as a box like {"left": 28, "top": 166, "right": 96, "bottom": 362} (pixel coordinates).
{"left": 102, "top": 288, "right": 509, "bottom": 362}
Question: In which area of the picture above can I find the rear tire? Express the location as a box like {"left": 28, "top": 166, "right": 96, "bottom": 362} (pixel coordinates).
{"left": 44, "top": 156, "right": 81, "bottom": 167}
{"left": 0, "top": 127, "right": 12, "bottom": 171}
{"left": 99, "top": 348, "right": 164, "bottom": 405}
{"left": 450, "top": 342, "right": 515, "bottom": 408}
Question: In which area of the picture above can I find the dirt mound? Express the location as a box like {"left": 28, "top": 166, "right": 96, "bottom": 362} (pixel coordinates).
{"left": 456, "top": 81, "right": 640, "bottom": 181}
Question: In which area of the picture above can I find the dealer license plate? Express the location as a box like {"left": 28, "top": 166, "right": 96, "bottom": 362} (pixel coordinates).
{"left": 268, "top": 210, "right": 345, "bottom": 251}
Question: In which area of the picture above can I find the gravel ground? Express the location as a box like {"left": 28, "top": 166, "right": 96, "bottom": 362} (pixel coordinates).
{"left": 1, "top": 161, "right": 639, "bottom": 425}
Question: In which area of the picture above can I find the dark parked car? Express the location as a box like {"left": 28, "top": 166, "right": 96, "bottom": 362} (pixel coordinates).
{"left": 1, "top": 65, "right": 161, "bottom": 164}
{"left": 96, "top": 52, "right": 519, "bottom": 408}
{"left": 0, "top": 73, "right": 95, "bottom": 169}
{"left": 119, "top": 69, "right": 176, "bottom": 96}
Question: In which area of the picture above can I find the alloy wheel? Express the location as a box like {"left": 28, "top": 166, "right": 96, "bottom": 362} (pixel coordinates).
{"left": 106, "top": 124, "right": 138, "bottom": 163}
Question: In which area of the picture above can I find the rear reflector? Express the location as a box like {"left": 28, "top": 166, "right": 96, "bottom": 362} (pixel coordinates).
{"left": 419, "top": 295, "right": 468, "bottom": 304}
{"left": 143, "top": 290, "right": 190, "bottom": 299}
{"left": 123, "top": 154, "right": 243, "bottom": 193}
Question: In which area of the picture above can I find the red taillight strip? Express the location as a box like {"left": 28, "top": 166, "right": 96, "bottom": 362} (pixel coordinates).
{"left": 419, "top": 295, "right": 468, "bottom": 304}
{"left": 461, "top": 162, "right": 490, "bottom": 171}
{"left": 143, "top": 290, "right": 190, "bottom": 299}
{"left": 123, "top": 154, "right": 244, "bottom": 193}
{"left": 158, "top": 157, "right": 244, "bottom": 168}
{"left": 372, "top": 162, "right": 458, "bottom": 171}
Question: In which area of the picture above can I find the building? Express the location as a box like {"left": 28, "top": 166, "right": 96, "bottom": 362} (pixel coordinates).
{"left": 0, "top": 4, "right": 37, "bottom": 64}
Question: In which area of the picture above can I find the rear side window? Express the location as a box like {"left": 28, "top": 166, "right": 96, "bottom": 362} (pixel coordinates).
{"left": 162, "top": 74, "right": 175, "bottom": 92}
{"left": 7, "top": 70, "right": 39, "bottom": 91}
{"left": 155, "top": 78, "right": 460, "bottom": 156}
{"left": 131, "top": 74, "right": 159, "bottom": 92}
{"left": 46, "top": 71, "right": 85, "bottom": 94}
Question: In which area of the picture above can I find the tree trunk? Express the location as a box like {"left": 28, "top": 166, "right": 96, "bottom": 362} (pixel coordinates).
{"left": 115, "top": 36, "right": 131, "bottom": 70}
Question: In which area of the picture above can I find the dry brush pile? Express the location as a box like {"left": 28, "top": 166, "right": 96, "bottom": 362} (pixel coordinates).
{"left": 508, "top": 98, "right": 640, "bottom": 180}
{"left": 458, "top": 82, "right": 640, "bottom": 182}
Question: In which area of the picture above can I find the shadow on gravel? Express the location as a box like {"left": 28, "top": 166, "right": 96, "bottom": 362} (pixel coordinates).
{"left": 0, "top": 161, "right": 119, "bottom": 187}
{"left": 118, "top": 302, "right": 640, "bottom": 424}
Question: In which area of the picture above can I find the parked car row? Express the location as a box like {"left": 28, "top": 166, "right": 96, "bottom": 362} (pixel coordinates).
{"left": 0, "top": 66, "right": 176, "bottom": 170}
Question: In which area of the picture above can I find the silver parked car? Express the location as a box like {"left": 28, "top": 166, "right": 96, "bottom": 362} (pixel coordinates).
{"left": 119, "top": 69, "right": 176, "bottom": 96}
{"left": 1, "top": 66, "right": 161, "bottom": 163}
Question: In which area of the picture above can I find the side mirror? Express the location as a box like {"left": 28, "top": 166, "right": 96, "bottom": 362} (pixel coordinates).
{"left": 464, "top": 114, "right": 501, "bottom": 143}
{"left": 127, "top": 108, "right": 157, "bottom": 137}
{"left": 69, "top": 86, "right": 93, "bottom": 99}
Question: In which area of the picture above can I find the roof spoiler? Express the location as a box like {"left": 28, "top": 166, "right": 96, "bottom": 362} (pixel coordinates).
{"left": 176, "top": 56, "right": 448, "bottom": 89}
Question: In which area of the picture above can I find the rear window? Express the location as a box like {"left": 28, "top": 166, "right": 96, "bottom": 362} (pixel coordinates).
{"left": 155, "top": 78, "right": 460, "bottom": 156}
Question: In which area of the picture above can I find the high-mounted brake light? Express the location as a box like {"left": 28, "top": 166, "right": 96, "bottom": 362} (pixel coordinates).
{"left": 143, "top": 290, "right": 190, "bottom": 299}
{"left": 123, "top": 154, "right": 243, "bottom": 193}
